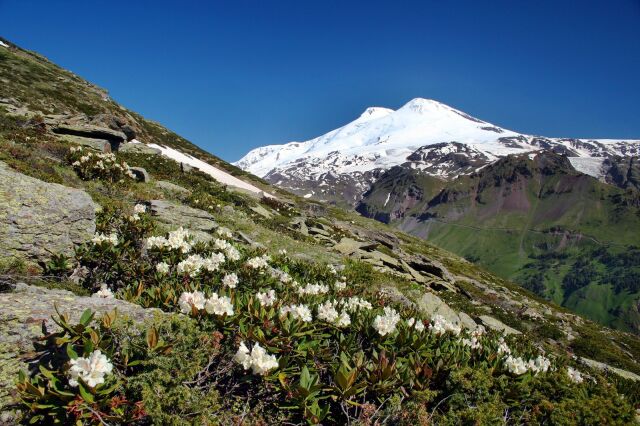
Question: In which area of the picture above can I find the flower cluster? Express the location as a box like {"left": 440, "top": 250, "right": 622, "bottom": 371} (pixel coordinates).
{"left": 340, "top": 296, "right": 373, "bottom": 313}
{"left": 222, "top": 273, "right": 239, "bottom": 288}
{"left": 567, "top": 366, "right": 584, "bottom": 383}
{"left": 67, "top": 350, "right": 114, "bottom": 388}
{"left": 245, "top": 254, "right": 270, "bottom": 269}
{"left": 233, "top": 342, "right": 279, "bottom": 375}
{"left": 176, "top": 252, "right": 226, "bottom": 276}
{"left": 91, "top": 232, "right": 118, "bottom": 246}
{"left": 373, "top": 307, "right": 402, "bottom": 336}
{"left": 297, "top": 282, "right": 329, "bottom": 296}
{"left": 256, "top": 289, "right": 277, "bottom": 307}
{"left": 280, "top": 303, "right": 313, "bottom": 322}
{"left": 406, "top": 317, "right": 426, "bottom": 332}
{"left": 178, "top": 291, "right": 206, "bottom": 313}
{"left": 504, "top": 354, "right": 551, "bottom": 376}
{"left": 68, "top": 147, "right": 136, "bottom": 182}
{"left": 428, "top": 315, "right": 462, "bottom": 336}
{"left": 146, "top": 227, "right": 192, "bottom": 253}
{"left": 317, "top": 300, "right": 351, "bottom": 327}
{"left": 213, "top": 238, "right": 241, "bottom": 261}
{"left": 461, "top": 326, "right": 485, "bottom": 350}
{"left": 92, "top": 285, "right": 114, "bottom": 299}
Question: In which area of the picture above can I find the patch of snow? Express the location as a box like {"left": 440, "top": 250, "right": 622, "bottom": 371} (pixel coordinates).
{"left": 568, "top": 157, "right": 606, "bottom": 179}
{"left": 129, "top": 138, "right": 142, "bottom": 144}
{"left": 147, "top": 143, "right": 274, "bottom": 198}
{"left": 303, "top": 193, "right": 312, "bottom": 198}
{"left": 383, "top": 192, "right": 391, "bottom": 207}
{"left": 0, "top": 41, "right": 8, "bottom": 48}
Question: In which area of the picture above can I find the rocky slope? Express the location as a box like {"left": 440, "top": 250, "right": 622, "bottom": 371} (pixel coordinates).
{"left": 1, "top": 37, "right": 640, "bottom": 423}
{"left": 357, "top": 151, "right": 640, "bottom": 334}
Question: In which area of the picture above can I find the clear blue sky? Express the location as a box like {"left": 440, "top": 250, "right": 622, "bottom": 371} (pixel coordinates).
{"left": 1, "top": 0, "right": 639, "bottom": 161}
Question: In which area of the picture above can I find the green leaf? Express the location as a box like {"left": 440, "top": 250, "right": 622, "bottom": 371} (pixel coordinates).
{"left": 66, "top": 344, "right": 78, "bottom": 360}
{"left": 79, "top": 309, "right": 94, "bottom": 326}
{"left": 78, "top": 382, "right": 94, "bottom": 403}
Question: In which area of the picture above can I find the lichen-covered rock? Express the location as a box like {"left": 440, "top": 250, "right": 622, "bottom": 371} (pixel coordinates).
{"left": 119, "top": 142, "right": 161, "bottom": 155}
{"left": 0, "top": 283, "right": 163, "bottom": 418}
{"left": 150, "top": 199, "right": 217, "bottom": 242}
{"left": 479, "top": 315, "right": 522, "bottom": 335}
{"left": 416, "top": 291, "right": 461, "bottom": 325}
{"left": 0, "top": 162, "right": 97, "bottom": 263}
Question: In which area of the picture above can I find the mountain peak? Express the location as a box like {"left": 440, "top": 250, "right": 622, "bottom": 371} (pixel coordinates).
{"left": 400, "top": 98, "right": 448, "bottom": 113}
{"left": 358, "top": 106, "right": 394, "bottom": 120}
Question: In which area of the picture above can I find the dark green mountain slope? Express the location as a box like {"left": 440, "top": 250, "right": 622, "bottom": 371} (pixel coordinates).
{"left": 358, "top": 151, "right": 640, "bottom": 333}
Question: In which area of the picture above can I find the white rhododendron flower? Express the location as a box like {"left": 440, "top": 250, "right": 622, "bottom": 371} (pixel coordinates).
{"left": 92, "top": 285, "right": 114, "bottom": 299}
{"left": 429, "top": 315, "right": 462, "bottom": 336}
{"left": 133, "top": 204, "right": 146, "bottom": 214}
{"left": 297, "top": 283, "right": 329, "bottom": 296}
{"left": 202, "top": 252, "right": 226, "bottom": 272}
{"left": 178, "top": 291, "right": 206, "bottom": 314}
{"left": 216, "top": 227, "right": 233, "bottom": 239}
{"left": 504, "top": 355, "right": 529, "bottom": 375}
{"left": 146, "top": 236, "right": 167, "bottom": 250}
{"left": 336, "top": 311, "right": 351, "bottom": 327}
{"left": 317, "top": 300, "right": 352, "bottom": 327}
{"left": 334, "top": 280, "right": 347, "bottom": 291}
{"left": 270, "top": 268, "right": 292, "bottom": 284}
{"left": 166, "top": 227, "right": 192, "bottom": 253}
{"left": 234, "top": 341, "right": 278, "bottom": 375}
{"left": 407, "top": 317, "right": 425, "bottom": 332}
{"left": 373, "top": 307, "right": 401, "bottom": 336}
{"left": 462, "top": 326, "right": 485, "bottom": 350}
{"left": 280, "top": 304, "right": 312, "bottom": 322}
{"left": 177, "top": 254, "right": 205, "bottom": 276}
{"left": 527, "top": 355, "right": 551, "bottom": 374}
{"left": 497, "top": 336, "right": 511, "bottom": 355}
{"left": 278, "top": 249, "right": 287, "bottom": 255}
{"left": 317, "top": 300, "right": 340, "bottom": 323}
{"left": 156, "top": 262, "right": 170, "bottom": 274}
{"left": 91, "top": 232, "right": 118, "bottom": 246}
{"left": 256, "top": 289, "right": 277, "bottom": 307}
{"left": 68, "top": 350, "right": 113, "bottom": 388}
{"left": 222, "top": 273, "right": 239, "bottom": 288}
{"left": 205, "top": 293, "right": 234, "bottom": 316}
{"left": 567, "top": 366, "right": 584, "bottom": 383}
{"left": 246, "top": 254, "right": 270, "bottom": 269}
{"left": 224, "top": 246, "right": 241, "bottom": 261}
{"left": 340, "top": 297, "right": 373, "bottom": 313}
{"left": 327, "top": 264, "right": 337, "bottom": 275}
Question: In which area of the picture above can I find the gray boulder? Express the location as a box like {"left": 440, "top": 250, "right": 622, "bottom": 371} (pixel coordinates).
{"left": 59, "top": 134, "right": 112, "bottom": 152}
{"left": 416, "top": 291, "right": 461, "bottom": 325}
{"left": 129, "top": 166, "right": 151, "bottom": 182}
{"left": 150, "top": 200, "right": 217, "bottom": 241}
{"left": 479, "top": 315, "right": 522, "bottom": 335}
{"left": 155, "top": 180, "right": 191, "bottom": 196}
{"left": 0, "top": 162, "right": 96, "bottom": 263}
{"left": 119, "top": 142, "right": 161, "bottom": 155}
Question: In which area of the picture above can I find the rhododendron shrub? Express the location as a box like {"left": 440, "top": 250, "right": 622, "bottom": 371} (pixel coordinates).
{"left": 67, "top": 146, "right": 136, "bottom": 183}
{"left": 23, "top": 201, "right": 637, "bottom": 425}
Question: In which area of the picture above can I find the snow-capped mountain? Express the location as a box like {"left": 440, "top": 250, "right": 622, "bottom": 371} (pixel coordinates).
{"left": 235, "top": 98, "right": 640, "bottom": 204}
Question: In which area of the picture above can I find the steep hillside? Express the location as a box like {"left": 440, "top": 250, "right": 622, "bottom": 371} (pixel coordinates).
{"left": 1, "top": 38, "right": 640, "bottom": 424}
{"left": 358, "top": 151, "right": 640, "bottom": 333}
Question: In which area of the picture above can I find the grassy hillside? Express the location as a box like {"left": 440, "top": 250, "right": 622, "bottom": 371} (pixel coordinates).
{"left": 359, "top": 152, "right": 640, "bottom": 333}
{"left": 2, "top": 37, "right": 640, "bottom": 424}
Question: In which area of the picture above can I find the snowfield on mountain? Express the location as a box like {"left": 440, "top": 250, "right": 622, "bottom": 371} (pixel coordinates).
{"left": 235, "top": 98, "right": 640, "bottom": 203}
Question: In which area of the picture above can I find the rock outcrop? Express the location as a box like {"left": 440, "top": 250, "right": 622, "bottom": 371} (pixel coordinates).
{"left": 149, "top": 200, "right": 217, "bottom": 241}
{"left": 0, "top": 162, "right": 97, "bottom": 263}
